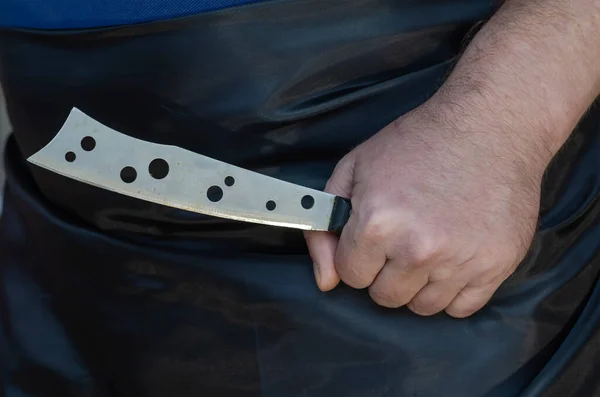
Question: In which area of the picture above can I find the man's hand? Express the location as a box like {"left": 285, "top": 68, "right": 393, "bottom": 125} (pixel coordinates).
{"left": 305, "top": 0, "right": 600, "bottom": 317}
{"left": 305, "top": 99, "right": 545, "bottom": 318}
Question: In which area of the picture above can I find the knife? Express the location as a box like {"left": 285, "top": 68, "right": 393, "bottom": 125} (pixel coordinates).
{"left": 27, "top": 108, "right": 352, "bottom": 233}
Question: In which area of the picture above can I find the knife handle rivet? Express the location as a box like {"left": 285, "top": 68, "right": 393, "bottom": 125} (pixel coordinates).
{"left": 81, "top": 136, "right": 96, "bottom": 152}
{"left": 224, "top": 176, "right": 235, "bottom": 187}
{"left": 266, "top": 200, "right": 276, "bottom": 211}
{"left": 149, "top": 158, "right": 169, "bottom": 180}
{"left": 65, "top": 151, "right": 76, "bottom": 162}
{"left": 301, "top": 195, "right": 315, "bottom": 210}
{"left": 207, "top": 185, "right": 224, "bottom": 202}
{"left": 120, "top": 166, "right": 137, "bottom": 184}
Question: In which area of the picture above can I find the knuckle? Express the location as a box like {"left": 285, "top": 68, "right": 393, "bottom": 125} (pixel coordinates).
{"left": 445, "top": 297, "right": 484, "bottom": 318}
{"left": 326, "top": 176, "right": 347, "bottom": 197}
{"left": 369, "top": 286, "right": 406, "bottom": 308}
{"left": 410, "top": 296, "right": 446, "bottom": 316}
{"left": 360, "top": 208, "right": 391, "bottom": 242}
{"left": 405, "top": 229, "right": 442, "bottom": 264}
{"left": 428, "top": 266, "right": 454, "bottom": 282}
{"left": 339, "top": 267, "right": 372, "bottom": 289}
{"left": 324, "top": 159, "right": 354, "bottom": 196}
{"left": 477, "top": 261, "right": 512, "bottom": 285}
{"left": 335, "top": 258, "right": 373, "bottom": 289}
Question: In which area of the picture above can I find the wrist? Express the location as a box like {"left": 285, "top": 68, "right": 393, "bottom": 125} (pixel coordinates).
{"left": 420, "top": 0, "right": 600, "bottom": 174}
{"left": 420, "top": 87, "right": 558, "bottom": 179}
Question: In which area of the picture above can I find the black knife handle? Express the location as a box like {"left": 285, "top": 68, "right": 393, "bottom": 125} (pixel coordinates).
{"left": 327, "top": 196, "right": 352, "bottom": 234}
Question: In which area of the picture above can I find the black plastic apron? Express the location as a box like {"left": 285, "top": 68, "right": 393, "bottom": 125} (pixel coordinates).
{"left": 1, "top": 0, "right": 600, "bottom": 396}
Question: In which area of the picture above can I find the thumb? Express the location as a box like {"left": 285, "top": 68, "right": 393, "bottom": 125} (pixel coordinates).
{"left": 304, "top": 154, "right": 356, "bottom": 291}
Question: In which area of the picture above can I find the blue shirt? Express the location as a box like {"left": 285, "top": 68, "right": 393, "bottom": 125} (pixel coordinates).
{"left": 1, "top": 0, "right": 269, "bottom": 29}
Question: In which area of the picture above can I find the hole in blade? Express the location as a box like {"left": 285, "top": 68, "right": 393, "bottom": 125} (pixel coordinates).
{"left": 301, "top": 195, "right": 315, "bottom": 209}
{"left": 207, "top": 186, "right": 223, "bottom": 202}
{"left": 65, "top": 151, "right": 76, "bottom": 162}
{"left": 81, "top": 136, "right": 96, "bottom": 151}
{"left": 224, "top": 176, "right": 235, "bottom": 187}
{"left": 149, "top": 158, "right": 169, "bottom": 179}
{"left": 266, "top": 200, "right": 276, "bottom": 211}
{"left": 120, "top": 166, "right": 137, "bottom": 183}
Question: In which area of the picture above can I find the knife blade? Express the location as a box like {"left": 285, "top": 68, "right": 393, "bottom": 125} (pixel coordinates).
{"left": 27, "top": 108, "right": 352, "bottom": 232}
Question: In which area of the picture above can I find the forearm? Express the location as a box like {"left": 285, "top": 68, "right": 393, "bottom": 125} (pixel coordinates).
{"left": 430, "top": 0, "right": 600, "bottom": 165}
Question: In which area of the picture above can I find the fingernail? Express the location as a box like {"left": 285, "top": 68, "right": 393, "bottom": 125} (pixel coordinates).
{"left": 313, "top": 262, "right": 321, "bottom": 287}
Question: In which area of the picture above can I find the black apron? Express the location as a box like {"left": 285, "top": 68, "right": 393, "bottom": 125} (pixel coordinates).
{"left": 1, "top": 1, "right": 600, "bottom": 396}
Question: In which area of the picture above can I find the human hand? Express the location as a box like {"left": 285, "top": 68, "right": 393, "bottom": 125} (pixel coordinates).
{"left": 304, "top": 0, "right": 600, "bottom": 318}
{"left": 304, "top": 98, "right": 550, "bottom": 318}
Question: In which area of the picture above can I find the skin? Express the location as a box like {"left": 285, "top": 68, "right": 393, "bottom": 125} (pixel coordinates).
{"left": 304, "top": 0, "right": 600, "bottom": 318}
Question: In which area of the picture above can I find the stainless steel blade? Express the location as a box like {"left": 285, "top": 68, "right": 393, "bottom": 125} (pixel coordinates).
{"left": 27, "top": 108, "right": 346, "bottom": 231}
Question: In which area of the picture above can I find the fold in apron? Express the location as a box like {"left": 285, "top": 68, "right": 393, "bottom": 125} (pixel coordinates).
{"left": 1, "top": 0, "right": 600, "bottom": 396}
